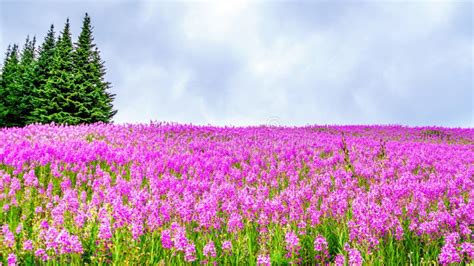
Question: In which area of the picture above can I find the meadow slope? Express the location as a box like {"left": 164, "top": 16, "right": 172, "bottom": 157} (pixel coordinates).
{"left": 0, "top": 123, "right": 473, "bottom": 265}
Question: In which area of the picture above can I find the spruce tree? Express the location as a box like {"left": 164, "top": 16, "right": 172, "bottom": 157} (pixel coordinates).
{"left": 90, "top": 47, "right": 117, "bottom": 122}
{"left": 44, "top": 19, "right": 77, "bottom": 124}
{"left": 31, "top": 25, "right": 56, "bottom": 124}
{"left": 1, "top": 14, "right": 117, "bottom": 126}
{"left": 0, "top": 62, "right": 2, "bottom": 121}
{"left": 19, "top": 36, "right": 37, "bottom": 125}
{"left": 72, "top": 13, "right": 96, "bottom": 124}
{"left": 0, "top": 44, "right": 22, "bottom": 127}
{"left": 0, "top": 46, "right": 9, "bottom": 126}
{"left": 0, "top": 45, "right": 13, "bottom": 126}
{"left": 73, "top": 13, "right": 116, "bottom": 123}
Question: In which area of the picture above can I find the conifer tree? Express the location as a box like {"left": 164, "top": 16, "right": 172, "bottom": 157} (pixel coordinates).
{"left": 0, "top": 44, "right": 22, "bottom": 127}
{"left": 90, "top": 47, "right": 117, "bottom": 122}
{"left": 31, "top": 25, "right": 56, "bottom": 123}
{"left": 0, "top": 45, "right": 14, "bottom": 126}
{"left": 19, "top": 36, "right": 37, "bottom": 125}
{"left": 44, "top": 19, "right": 77, "bottom": 124}
{"left": 73, "top": 13, "right": 116, "bottom": 123}
{"left": 72, "top": 12, "right": 96, "bottom": 123}
{"left": 0, "top": 46, "right": 9, "bottom": 126}
{"left": 1, "top": 14, "right": 117, "bottom": 126}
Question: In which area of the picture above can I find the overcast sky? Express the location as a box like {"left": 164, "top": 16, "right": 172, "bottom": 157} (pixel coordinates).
{"left": 1, "top": 0, "right": 472, "bottom": 127}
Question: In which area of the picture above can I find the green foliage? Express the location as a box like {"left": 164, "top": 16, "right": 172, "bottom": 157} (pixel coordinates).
{"left": 72, "top": 13, "right": 117, "bottom": 123}
{"left": 19, "top": 36, "right": 37, "bottom": 125}
{"left": 30, "top": 24, "right": 56, "bottom": 124}
{"left": 44, "top": 19, "right": 78, "bottom": 125}
{"left": 0, "top": 44, "right": 23, "bottom": 127}
{"left": 0, "top": 37, "right": 39, "bottom": 127}
{"left": 1, "top": 14, "right": 116, "bottom": 127}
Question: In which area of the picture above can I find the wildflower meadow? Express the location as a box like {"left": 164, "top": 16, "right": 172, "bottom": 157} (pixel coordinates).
{"left": 0, "top": 123, "right": 473, "bottom": 265}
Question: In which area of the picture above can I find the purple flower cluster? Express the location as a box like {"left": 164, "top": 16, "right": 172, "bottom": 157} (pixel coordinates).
{"left": 285, "top": 230, "right": 300, "bottom": 258}
{"left": 160, "top": 222, "right": 196, "bottom": 261}
{"left": 7, "top": 253, "right": 16, "bottom": 266}
{"left": 222, "top": 240, "right": 232, "bottom": 254}
{"left": 439, "top": 232, "right": 474, "bottom": 265}
{"left": 203, "top": 240, "right": 216, "bottom": 258}
{"left": 257, "top": 254, "right": 271, "bottom": 266}
{"left": 314, "top": 235, "right": 329, "bottom": 262}
{"left": 347, "top": 247, "right": 363, "bottom": 266}
{"left": 2, "top": 225, "right": 15, "bottom": 248}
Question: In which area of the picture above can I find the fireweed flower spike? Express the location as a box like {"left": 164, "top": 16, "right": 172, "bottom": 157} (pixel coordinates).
{"left": 203, "top": 240, "right": 217, "bottom": 258}
{"left": 285, "top": 230, "right": 300, "bottom": 258}
{"left": 222, "top": 240, "right": 232, "bottom": 254}
{"left": 7, "top": 253, "right": 17, "bottom": 266}
{"left": 257, "top": 254, "right": 271, "bottom": 266}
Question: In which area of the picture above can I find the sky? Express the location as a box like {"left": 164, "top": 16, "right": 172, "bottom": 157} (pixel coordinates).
{"left": 0, "top": 0, "right": 473, "bottom": 127}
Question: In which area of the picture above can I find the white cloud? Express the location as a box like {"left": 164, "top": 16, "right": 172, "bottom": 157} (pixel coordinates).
{"left": 181, "top": 0, "right": 253, "bottom": 41}
{"left": 174, "top": 0, "right": 470, "bottom": 126}
{"left": 113, "top": 62, "right": 217, "bottom": 124}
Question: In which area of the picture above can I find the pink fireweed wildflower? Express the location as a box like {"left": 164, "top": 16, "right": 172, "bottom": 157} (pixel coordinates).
{"left": 314, "top": 235, "right": 328, "bottom": 251}
{"left": 335, "top": 254, "right": 345, "bottom": 266}
{"left": 98, "top": 217, "right": 112, "bottom": 240}
{"left": 348, "top": 248, "right": 363, "bottom": 266}
{"left": 203, "top": 240, "right": 216, "bottom": 257}
{"left": 9, "top": 178, "right": 21, "bottom": 196}
{"left": 23, "top": 169, "right": 38, "bottom": 187}
{"left": 257, "top": 254, "right": 271, "bottom": 266}
{"left": 35, "top": 206, "right": 43, "bottom": 214}
{"left": 23, "top": 239, "right": 33, "bottom": 251}
{"left": 131, "top": 221, "right": 144, "bottom": 240}
{"left": 40, "top": 220, "right": 49, "bottom": 230}
{"left": 7, "top": 253, "right": 17, "bottom": 266}
{"left": 439, "top": 243, "right": 461, "bottom": 265}
{"left": 2, "top": 225, "right": 15, "bottom": 248}
{"left": 461, "top": 242, "right": 474, "bottom": 260}
{"left": 285, "top": 230, "right": 300, "bottom": 257}
{"left": 161, "top": 229, "right": 173, "bottom": 249}
{"left": 227, "top": 212, "right": 244, "bottom": 233}
{"left": 15, "top": 223, "right": 22, "bottom": 234}
{"left": 56, "top": 229, "right": 84, "bottom": 254}
{"left": 184, "top": 242, "right": 196, "bottom": 262}
{"left": 297, "top": 220, "right": 307, "bottom": 235}
{"left": 172, "top": 225, "right": 189, "bottom": 252}
{"left": 314, "top": 235, "right": 329, "bottom": 261}
{"left": 439, "top": 232, "right": 462, "bottom": 265}
{"left": 35, "top": 248, "right": 49, "bottom": 261}
{"left": 222, "top": 240, "right": 232, "bottom": 253}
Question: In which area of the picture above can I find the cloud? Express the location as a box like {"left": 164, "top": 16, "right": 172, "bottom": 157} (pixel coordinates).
{"left": 0, "top": 0, "right": 472, "bottom": 127}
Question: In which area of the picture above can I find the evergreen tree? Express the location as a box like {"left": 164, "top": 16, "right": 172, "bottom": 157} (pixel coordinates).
{"left": 44, "top": 19, "right": 77, "bottom": 124}
{"left": 19, "top": 36, "right": 37, "bottom": 125}
{"left": 1, "top": 14, "right": 117, "bottom": 126}
{"left": 0, "top": 45, "right": 14, "bottom": 126}
{"left": 0, "top": 44, "right": 22, "bottom": 127}
{"left": 31, "top": 25, "right": 56, "bottom": 123}
{"left": 72, "top": 12, "right": 96, "bottom": 124}
{"left": 0, "top": 46, "right": 9, "bottom": 125}
{"left": 73, "top": 13, "right": 116, "bottom": 123}
{"left": 90, "top": 47, "right": 117, "bottom": 122}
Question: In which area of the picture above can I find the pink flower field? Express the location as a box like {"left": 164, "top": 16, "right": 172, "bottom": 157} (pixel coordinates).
{"left": 0, "top": 123, "right": 473, "bottom": 265}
